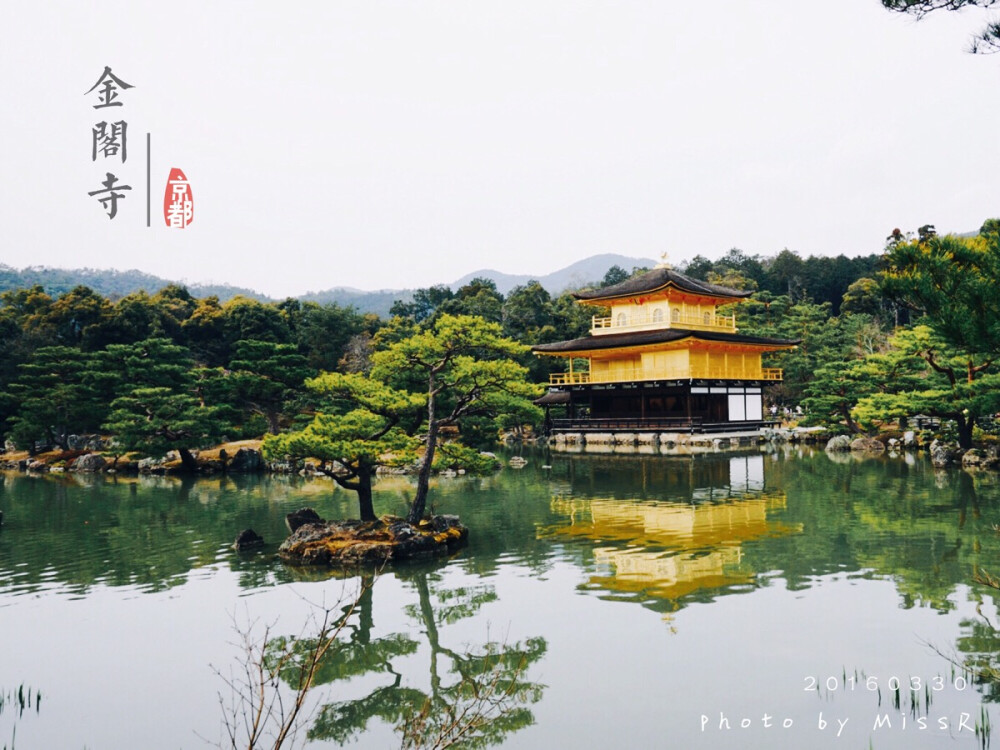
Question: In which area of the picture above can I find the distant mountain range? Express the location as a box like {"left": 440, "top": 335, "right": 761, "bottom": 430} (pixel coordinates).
{"left": 0, "top": 265, "right": 273, "bottom": 304}
{"left": 0, "top": 253, "right": 657, "bottom": 317}
{"left": 299, "top": 253, "right": 658, "bottom": 315}
{"left": 448, "top": 253, "right": 658, "bottom": 295}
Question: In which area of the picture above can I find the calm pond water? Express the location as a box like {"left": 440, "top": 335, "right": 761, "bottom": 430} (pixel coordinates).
{"left": 3, "top": 447, "right": 1000, "bottom": 749}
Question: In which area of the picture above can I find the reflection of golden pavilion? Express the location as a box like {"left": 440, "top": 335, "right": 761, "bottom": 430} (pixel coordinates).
{"left": 545, "top": 457, "right": 800, "bottom": 608}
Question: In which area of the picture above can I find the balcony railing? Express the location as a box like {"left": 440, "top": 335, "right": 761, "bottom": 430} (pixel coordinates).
{"left": 549, "top": 366, "right": 783, "bottom": 385}
{"left": 549, "top": 417, "right": 779, "bottom": 433}
{"left": 592, "top": 311, "right": 736, "bottom": 335}
{"left": 549, "top": 371, "right": 592, "bottom": 385}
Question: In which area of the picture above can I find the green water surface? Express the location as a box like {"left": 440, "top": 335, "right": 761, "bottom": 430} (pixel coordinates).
{"left": 2, "top": 447, "right": 1000, "bottom": 749}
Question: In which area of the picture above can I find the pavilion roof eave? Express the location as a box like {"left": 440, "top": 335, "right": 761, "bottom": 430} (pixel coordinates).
{"left": 531, "top": 328, "right": 800, "bottom": 357}
{"left": 574, "top": 285, "right": 743, "bottom": 308}
{"left": 572, "top": 267, "right": 754, "bottom": 304}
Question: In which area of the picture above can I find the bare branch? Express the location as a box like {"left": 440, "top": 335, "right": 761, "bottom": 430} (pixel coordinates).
{"left": 212, "top": 581, "right": 370, "bottom": 750}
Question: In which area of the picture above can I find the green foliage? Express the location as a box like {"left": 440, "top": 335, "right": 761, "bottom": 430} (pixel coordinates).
{"left": 707, "top": 267, "right": 758, "bottom": 292}
{"left": 0, "top": 246, "right": 894, "bottom": 453}
{"left": 0, "top": 264, "right": 268, "bottom": 303}
{"left": 882, "top": 228, "right": 1000, "bottom": 357}
{"left": 373, "top": 315, "right": 539, "bottom": 404}
{"left": 693, "top": 248, "right": 766, "bottom": 292}
{"left": 600, "top": 265, "right": 630, "bottom": 287}
{"left": 266, "top": 316, "right": 539, "bottom": 522}
{"left": 373, "top": 314, "right": 541, "bottom": 522}
{"left": 765, "top": 249, "right": 806, "bottom": 298}
{"left": 100, "top": 287, "right": 197, "bottom": 349}
{"left": 268, "top": 572, "right": 546, "bottom": 749}
{"left": 500, "top": 281, "right": 551, "bottom": 343}
{"left": 870, "top": 226, "right": 1000, "bottom": 447}
{"left": 97, "top": 338, "right": 234, "bottom": 467}
{"left": 391, "top": 279, "right": 510, "bottom": 328}
{"left": 182, "top": 296, "right": 228, "bottom": 365}
{"left": 104, "top": 387, "right": 229, "bottom": 465}
{"left": 498, "top": 282, "right": 598, "bottom": 383}
{"left": 436, "top": 278, "right": 505, "bottom": 324}
{"left": 224, "top": 340, "right": 316, "bottom": 434}
{"left": 289, "top": 301, "right": 375, "bottom": 372}
{"left": 390, "top": 285, "right": 455, "bottom": 323}
{"left": 852, "top": 325, "right": 1000, "bottom": 446}
{"left": 803, "top": 326, "right": 929, "bottom": 431}
{"left": 27, "top": 285, "right": 112, "bottom": 349}
{"left": 802, "top": 363, "right": 876, "bottom": 433}
{"left": 432, "top": 442, "right": 498, "bottom": 474}
{"left": 266, "top": 410, "right": 419, "bottom": 473}
{"left": 735, "top": 294, "right": 867, "bottom": 402}
{"left": 841, "top": 277, "right": 896, "bottom": 325}
{"left": 223, "top": 295, "right": 292, "bottom": 345}
{"left": 92, "top": 337, "right": 195, "bottom": 398}
{"left": 263, "top": 371, "right": 424, "bottom": 520}
{"left": 311, "top": 686, "right": 429, "bottom": 744}
{"left": 5, "top": 346, "right": 104, "bottom": 450}
{"left": 682, "top": 249, "right": 880, "bottom": 314}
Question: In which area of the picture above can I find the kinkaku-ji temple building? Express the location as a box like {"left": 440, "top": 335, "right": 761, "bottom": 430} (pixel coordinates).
{"left": 531, "top": 263, "right": 799, "bottom": 436}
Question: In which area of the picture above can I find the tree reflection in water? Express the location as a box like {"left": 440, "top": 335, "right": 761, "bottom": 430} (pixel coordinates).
{"left": 266, "top": 570, "right": 545, "bottom": 749}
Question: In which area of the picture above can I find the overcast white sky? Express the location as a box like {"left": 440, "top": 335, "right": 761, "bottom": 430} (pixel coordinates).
{"left": 1, "top": 1, "right": 998, "bottom": 297}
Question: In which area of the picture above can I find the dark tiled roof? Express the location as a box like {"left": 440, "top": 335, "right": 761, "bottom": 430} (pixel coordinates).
{"left": 573, "top": 267, "right": 753, "bottom": 301}
{"left": 533, "top": 390, "right": 571, "bottom": 405}
{"left": 531, "top": 328, "right": 799, "bottom": 354}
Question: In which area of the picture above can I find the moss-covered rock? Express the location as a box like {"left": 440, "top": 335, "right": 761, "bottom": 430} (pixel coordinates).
{"left": 278, "top": 514, "right": 468, "bottom": 566}
{"left": 825, "top": 435, "right": 852, "bottom": 452}
{"left": 931, "top": 439, "right": 963, "bottom": 468}
{"left": 850, "top": 436, "right": 885, "bottom": 454}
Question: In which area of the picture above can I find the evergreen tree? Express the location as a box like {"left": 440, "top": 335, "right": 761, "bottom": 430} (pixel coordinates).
{"left": 265, "top": 316, "right": 539, "bottom": 523}
{"left": 6, "top": 346, "right": 104, "bottom": 451}
{"left": 371, "top": 315, "right": 540, "bottom": 524}
{"left": 263, "top": 372, "right": 423, "bottom": 521}
{"left": 225, "top": 340, "right": 316, "bottom": 434}
{"left": 437, "top": 279, "right": 505, "bottom": 324}
{"left": 104, "top": 387, "right": 229, "bottom": 471}
{"left": 98, "top": 338, "right": 232, "bottom": 470}
{"left": 853, "top": 326, "right": 1000, "bottom": 449}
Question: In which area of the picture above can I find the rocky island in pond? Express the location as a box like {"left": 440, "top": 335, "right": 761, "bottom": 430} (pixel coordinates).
{"left": 278, "top": 507, "right": 468, "bottom": 566}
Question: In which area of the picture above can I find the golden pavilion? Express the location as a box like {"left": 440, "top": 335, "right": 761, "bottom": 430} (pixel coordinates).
{"left": 532, "top": 264, "right": 798, "bottom": 433}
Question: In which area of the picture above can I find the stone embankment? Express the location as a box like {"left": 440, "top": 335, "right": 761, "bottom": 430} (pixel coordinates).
{"left": 823, "top": 431, "right": 999, "bottom": 469}
{"left": 0, "top": 440, "right": 268, "bottom": 476}
{"left": 548, "top": 426, "right": 827, "bottom": 454}
{"left": 0, "top": 439, "right": 502, "bottom": 479}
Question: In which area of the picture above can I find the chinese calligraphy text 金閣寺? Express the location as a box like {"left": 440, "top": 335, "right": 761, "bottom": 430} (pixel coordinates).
{"left": 86, "top": 66, "right": 134, "bottom": 219}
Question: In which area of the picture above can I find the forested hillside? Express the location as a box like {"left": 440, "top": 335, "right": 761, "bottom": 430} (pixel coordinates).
{"left": 6, "top": 231, "right": 984, "bottom": 456}
{"left": 0, "top": 265, "right": 270, "bottom": 303}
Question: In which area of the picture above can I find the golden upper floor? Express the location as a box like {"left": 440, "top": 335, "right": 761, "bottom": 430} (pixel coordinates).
{"left": 547, "top": 346, "right": 783, "bottom": 385}
{"left": 532, "top": 265, "right": 798, "bottom": 385}
{"left": 572, "top": 265, "right": 751, "bottom": 336}
{"left": 592, "top": 302, "right": 736, "bottom": 335}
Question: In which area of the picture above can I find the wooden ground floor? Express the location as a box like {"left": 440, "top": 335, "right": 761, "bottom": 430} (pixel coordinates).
{"left": 538, "top": 380, "right": 775, "bottom": 434}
